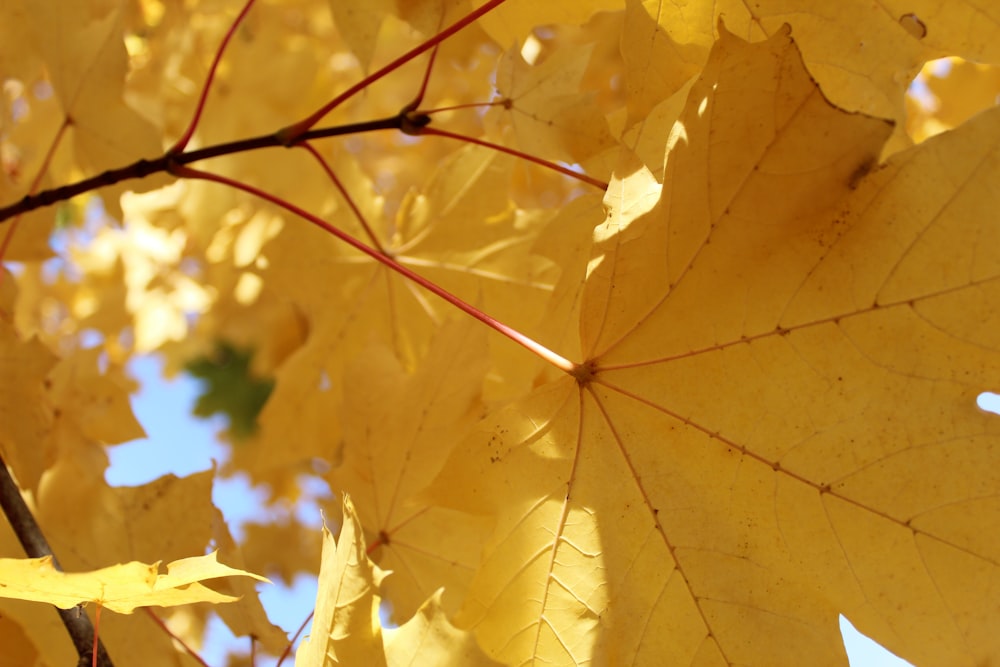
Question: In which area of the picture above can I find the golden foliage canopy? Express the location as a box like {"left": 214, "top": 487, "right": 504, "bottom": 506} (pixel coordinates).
{"left": 1, "top": 1, "right": 1000, "bottom": 665}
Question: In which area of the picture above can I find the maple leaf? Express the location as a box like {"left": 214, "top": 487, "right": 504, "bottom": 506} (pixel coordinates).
{"left": 1, "top": 433, "right": 286, "bottom": 666}
{"left": 430, "top": 26, "right": 1000, "bottom": 667}
{"left": 331, "top": 1, "right": 387, "bottom": 67}
{"left": 3, "top": 0, "right": 1000, "bottom": 664}
{"left": 45, "top": 346, "right": 146, "bottom": 447}
{"left": 3, "top": 0, "right": 167, "bottom": 219}
{"left": 485, "top": 41, "right": 618, "bottom": 170}
{"left": 328, "top": 321, "right": 492, "bottom": 620}
{"left": 0, "top": 551, "right": 267, "bottom": 614}
{"left": 208, "top": 508, "right": 291, "bottom": 655}
{"left": 296, "top": 498, "right": 389, "bottom": 667}
{"left": 476, "top": 0, "right": 622, "bottom": 47}
{"left": 625, "top": 2, "right": 1000, "bottom": 157}
{"left": 295, "top": 496, "right": 501, "bottom": 667}
{"left": 1, "top": 461, "right": 245, "bottom": 665}
{"left": 619, "top": 0, "right": 704, "bottom": 128}
{"left": 0, "top": 612, "right": 38, "bottom": 665}
{"left": 247, "top": 143, "right": 557, "bottom": 491}
{"left": 0, "top": 319, "right": 57, "bottom": 491}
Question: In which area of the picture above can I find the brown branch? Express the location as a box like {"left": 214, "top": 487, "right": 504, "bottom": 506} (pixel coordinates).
{"left": 0, "top": 454, "right": 114, "bottom": 667}
{"left": 0, "top": 115, "right": 408, "bottom": 224}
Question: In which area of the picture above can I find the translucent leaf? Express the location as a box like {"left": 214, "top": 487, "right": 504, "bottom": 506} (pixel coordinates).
{"left": 0, "top": 551, "right": 268, "bottom": 615}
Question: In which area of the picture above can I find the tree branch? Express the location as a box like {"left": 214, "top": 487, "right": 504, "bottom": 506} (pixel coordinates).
{"left": 0, "top": 115, "right": 407, "bottom": 224}
{"left": 0, "top": 454, "right": 114, "bottom": 667}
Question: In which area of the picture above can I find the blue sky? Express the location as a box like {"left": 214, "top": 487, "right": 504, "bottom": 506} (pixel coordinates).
{"left": 104, "top": 353, "right": 927, "bottom": 665}
{"left": 105, "top": 356, "right": 320, "bottom": 663}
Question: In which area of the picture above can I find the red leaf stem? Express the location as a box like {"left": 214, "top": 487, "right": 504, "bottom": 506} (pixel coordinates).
{"left": 0, "top": 117, "right": 71, "bottom": 271}
{"left": 143, "top": 609, "right": 210, "bottom": 667}
{"left": 171, "top": 163, "right": 578, "bottom": 374}
{"left": 275, "top": 610, "right": 314, "bottom": 667}
{"left": 297, "top": 142, "right": 386, "bottom": 253}
{"left": 278, "top": 0, "right": 509, "bottom": 142}
{"left": 170, "top": 0, "right": 258, "bottom": 153}
{"left": 419, "top": 127, "right": 609, "bottom": 190}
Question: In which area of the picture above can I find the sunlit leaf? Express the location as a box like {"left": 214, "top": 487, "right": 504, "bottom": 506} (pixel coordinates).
{"left": 2, "top": 1, "right": 1000, "bottom": 664}
{"left": 0, "top": 551, "right": 268, "bottom": 614}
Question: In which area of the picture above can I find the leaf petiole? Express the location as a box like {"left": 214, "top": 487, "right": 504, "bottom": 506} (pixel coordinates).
{"left": 277, "top": 0, "right": 510, "bottom": 142}
{"left": 418, "top": 127, "right": 609, "bottom": 190}
{"left": 170, "top": 163, "right": 578, "bottom": 375}
{"left": 169, "top": 0, "right": 258, "bottom": 154}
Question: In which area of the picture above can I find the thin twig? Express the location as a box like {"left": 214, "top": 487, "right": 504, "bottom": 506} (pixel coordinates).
{"left": 0, "top": 454, "right": 114, "bottom": 667}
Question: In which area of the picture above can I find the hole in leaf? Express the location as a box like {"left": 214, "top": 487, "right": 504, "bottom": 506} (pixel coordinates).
{"left": 976, "top": 391, "right": 1000, "bottom": 415}
{"left": 840, "top": 616, "right": 914, "bottom": 666}
{"left": 379, "top": 598, "right": 399, "bottom": 629}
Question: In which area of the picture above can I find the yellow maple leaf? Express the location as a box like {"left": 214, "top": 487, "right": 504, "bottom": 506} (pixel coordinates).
{"left": 13, "top": 0, "right": 166, "bottom": 217}
{"left": 0, "top": 551, "right": 267, "bottom": 614}
{"left": 45, "top": 347, "right": 145, "bottom": 447}
{"left": 295, "top": 496, "right": 500, "bottom": 667}
{"left": 382, "top": 588, "right": 505, "bottom": 667}
{"left": 0, "top": 612, "right": 39, "bottom": 666}
{"left": 248, "top": 143, "right": 557, "bottom": 490}
{"left": 1, "top": 460, "right": 233, "bottom": 664}
{"left": 485, "top": 42, "right": 618, "bottom": 170}
{"left": 477, "top": 0, "right": 622, "bottom": 48}
{"left": 430, "top": 26, "right": 1000, "bottom": 666}
{"left": 620, "top": 0, "right": 704, "bottom": 129}
{"left": 209, "top": 508, "right": 291, "bottom": 655}
{"left": 4, "top": 0, "right": 1000, "bottom": 664}
{"left": 37, "top": 464, "right": 217, "bottom": 569}
{"left": 329, "top": 0, "right": 393, "bottom": 73}
{"left": 633, "top": 1, "right": 1000, "bottom": 154}
{"left": 297, "top": 497, "right": 389, "bottom": 667}
{"left": 0, "top": 321, "right": 56, "bottom": 492}
{"left": 0, "top": 82, "right": 61, "bottom": 261}
{"left": 329, "top": 321, "right": 492, "bottom": 620}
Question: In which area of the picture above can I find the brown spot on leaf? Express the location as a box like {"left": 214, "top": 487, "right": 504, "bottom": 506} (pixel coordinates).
{"left": 849, "top": 157, "right": 876, "bottom": 189}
